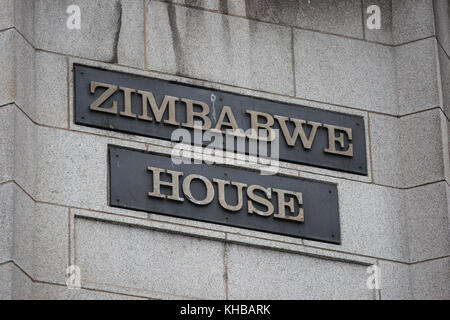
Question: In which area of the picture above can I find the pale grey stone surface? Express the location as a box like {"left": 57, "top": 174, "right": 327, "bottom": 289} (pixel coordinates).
{"left": 0, "top": 0, "right": 33, "bottom": 44}
{"left": 33, "top": 125, "right": 145, "bottom": 212}
{"left": 0, "top": 29, "right": 34, "bottom": 113}
{"left": 221, "top": 0, "right": 363, "bottom": 39}
{"left": 392, "top": 0, "right": 435, "bottom": 45}
{"left": 117, "top": 0, "right": 145, "bottom": 69}
{"left": 29, "top": 282, "right": 147, "bottom": 300}
{"left": 395, "top": 38, "right": 440, "bottom": 115}
{"left": 363, "top": 0, "right": 393, "bottom": 44}
{"left": 227, "top": 244, "right": 373, "bottom": 299}
{"left": 13, "top": 0, "right": 34, "bottom": 44}
{"left": 306, "top": 181, "right": 409, "bottom": 262}
{"left": 35, "top": 51, "right": 68, "bottom": 128}
{"left": 411, "top": 257, "right": 450, "bottom": 299}
{"left": 0, "top": 105, "right": 14, "bottom": 183}
{"left": 13, "top": 29, "right": 34, "bottom": 114}
{"left": 294, "top": 29, "right": 396, "bottom": 114}
{"left": 404, "top": 182, "right": 450, "bottom": 263}
{"left": 0, "top": 0, "right": 14, "bottom": 31}
{"left": 438, "top": 45, "right": 450, "bottom": 118}
{"left": 74, "top": 217, "right": 226, "bottom": 299}
{"left": 0, "top": 263, "right": 12, "bottom": 300}
{"left": 13, "top": 105, "right": 37, "bottom": 196}
{"left": 0, "top": 29, "right": 15, "bottom": 106}
{"left": 378, "top": 261, "right": 412, "bottom": 300}
{"left": 0, "top": 183, "right": 14, "bottom": 264}
{"left": 370, "top": 109, "right": 446, "bottom": 188}
{"left": 146, "top": 1, "right": 294, "bottom": 96}
{"left": 163, "top": 0, "right": 219, "bottom": 11}
{"left": 434, "top": 0, "right": 450, "bottom": 58}
{"left": 35, "top": 0, "right": 144, "bottom": 66}
{"left": 13, "top": 184, "right": 69, "bottom": 284}
{"left": 9, "top": 261, "right": 33, "bottom": 299}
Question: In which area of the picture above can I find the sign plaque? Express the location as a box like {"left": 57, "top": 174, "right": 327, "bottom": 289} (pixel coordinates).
{"left": 109, "top": 145, "right": 341, "bottom": 244}
{"left": 75, "top": 64, "right": 367, "bottom": 175}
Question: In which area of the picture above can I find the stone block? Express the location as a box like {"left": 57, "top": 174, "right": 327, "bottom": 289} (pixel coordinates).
{"left": 392, "top": 0, "right": 435, "bottom": 45}
{"left": 221, "top": 0, "right": 363, "bottom": 39}
{"left": 0, "top": 183, "right": 14, "bottom": 264}
{"left": 0, "top": 105, "right": 14, "bottom": 183}
{"left": 370, "top": 109, "right": 446, "bottom": 188}
{"left": 411, "top": 257, "right": 450, "bottom": 299}
{"left": 395, "top": 37, "right": 440, "bottom": 115}
{"left": 378, "top": 260, "right": 412, "bottom": 299}
{"left": 294, "top": 29, "right": 396, "bottom": 114}
{"left": 0, "top": 29, "right": 15, "bottom": 106}
{"left": 404, "top": 182, "right": 450, "bottom": 263}
{"left": 305, "top": 181, "right": 409, "bottom": 262}
{"left": 74, "top": 216, "right": 226, "bottom": 299}
{"left": 34, "top": 0, "right": 144, "bottom": 66}
{"left": 227, "top": 243, "right": 374, "bottom": 299}
{"left": 35, "top": 51, "right": 68, "bottom": 128}
{"left": 0, "top": 263, "right": 13, "bottom": 300}
{"left": 363, "top": 0, "right": 393, "bottom": 44}
{"left": 438, "top": 44, "right": 450, "bottom": 118}
{"left": 13, "top": 185, "right": 69, "bottom": 284}
{"left": 146, "top": 1, "right": 294, "bottom": 96}
{"left": 434, "top": 0, "right": 450, "bottom": 58}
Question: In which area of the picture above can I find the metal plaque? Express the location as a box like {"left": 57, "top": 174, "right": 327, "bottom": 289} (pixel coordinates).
{"left": 109, "top": 145, "right": 341, "bottom": 244}
{"left": 75, "top": 64, "right": 367, "bottom": 175}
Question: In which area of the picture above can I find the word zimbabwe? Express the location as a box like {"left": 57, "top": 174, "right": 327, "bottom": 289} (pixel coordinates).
{"left": 76, "top": 64, "right": 367, "bottom": 175}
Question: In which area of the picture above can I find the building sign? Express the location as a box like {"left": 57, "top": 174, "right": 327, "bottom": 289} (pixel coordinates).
{"left": 109, "top": 145, "right": 340, "bottom": 243}
{"left": 75, "top": 64, "right": 367, "bottom": 175}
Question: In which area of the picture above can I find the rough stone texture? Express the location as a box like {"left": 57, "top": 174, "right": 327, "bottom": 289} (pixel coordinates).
{"left": 227, "top": 244, "right": 373, "bottom": 299}
{"left": 378, "top": 261, "right": 412, "bottom": 300}
{"left": 117, "top": 0, "right": 145, "bottom": 69}
{"left": 74, "top": 217, "right": 226, "bottom": 299}
{"left": 0, "top": 0, "right": 34, "bottom": 44}
{"left": 34, "top": 0, "right": 144, "bottom": 66}
{"left": 434, "top": 0, "right": 450, "bottom": 58}
{"left": 13, "top": 185, "right": 69, "bottom": 284}
{"left": 0, "top": 183, "right": 14, "bottom": 264}
{"left": 0, "top": 29, "right": 15, "bottom": 106}
{"left": 29, "top": 282, "right": 146, "bottom": 300}
{"left": 0, "top": 0, "right": 14, "bottom": 31}
{"left": 392, "top": 0, "right": 435, "bottom": 45}
{"left": 370, "top": 109, "right": 446, "bottom": 188}
{"left": 438, "top": 44, "right": 450, "bottom": 118}
{"left": 35, "top": 51, "right": 68, "bottom": 128}
{"left": 0, "top": 263, "right": 13, "bottom": 300}
{"left": 294, "top": 29, "right": 396, "bottom": 114}
{"left": 411, "top": 257, "right": 450, "bottom": 299}
{"left": 395, "top": 38, "right": 440, "bottom": 115}
{"left": 33, "top": 125, "right": 145, "bottom": 212}
{"left": 1, "top": 0, "right": 449, "bottom": 301}
{"left": 363, "top": 0, "right": 393, "bottom": 44}
{"left": 306, "top": 181, "right": 409, "bottom": 262}
{"left": 363, "top": 0, "right": 436, "bottom": 46}
{"left": 146, "top": 1, "right": 294, "bottom": 96}
{"left": 221, "top": 0, "right": 363, "bottom": 39}
{"left": 13, "top": 105, "right": 37, "bottom": 197}
{"left": 404, "top": 182, "right": 450, "bottom": 263}
{"left": 14, "top": 29, "right": 34, "bottom": 115}
{"left": 0, "top": 105, "right": 14, "bottom": 183}
{"left": 163, "top": 0, "right": 218, "bottom": 11}
{"left": 13, "top": 0, "right": 34, "bottom": 44}
{"left": 0, "top": 29, "right": 34, "bottom": 114}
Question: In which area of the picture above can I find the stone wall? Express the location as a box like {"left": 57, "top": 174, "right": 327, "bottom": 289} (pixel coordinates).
{"left": 0, "top": 0, "right": 449, "bottom": 299}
